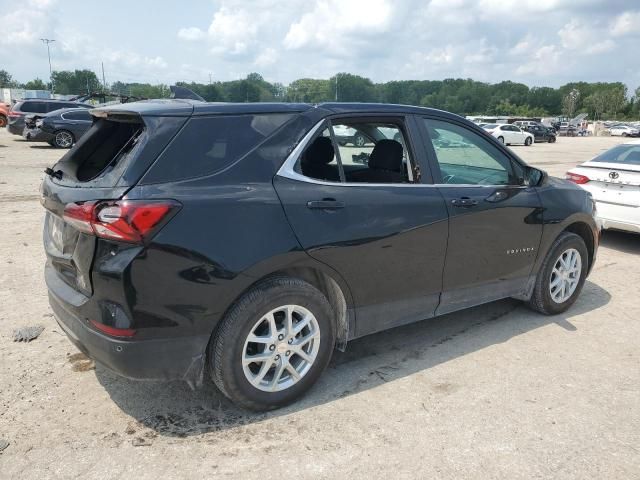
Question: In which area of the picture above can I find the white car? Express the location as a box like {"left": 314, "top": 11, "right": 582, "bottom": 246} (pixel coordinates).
{"left": 566, "top": 139, "right": 640, "bottom": 233}
{"left": 609, "top": 125, "right": 639, "bottom": 137}
{"left": 482, "top": 123, "right": 534, "bottom": 146}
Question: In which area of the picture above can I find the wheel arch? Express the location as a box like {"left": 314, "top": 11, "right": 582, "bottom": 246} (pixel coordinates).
{"left": 211, "top": 259, "right": 355, "bottom": 355}
{"left": 563, "top": 221, "right": 596, "bottom": 274}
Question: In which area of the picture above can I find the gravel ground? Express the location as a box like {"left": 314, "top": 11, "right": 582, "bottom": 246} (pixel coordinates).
{"left": 0, "top": 129, "right": 638, "bottom": 479}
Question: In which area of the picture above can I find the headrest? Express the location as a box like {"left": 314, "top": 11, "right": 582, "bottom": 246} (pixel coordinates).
{"left": 368, "top": 139, "right": 403, "bottom": 172}
{"left": 302, "top": 136, "right": 335, "bottom": 165}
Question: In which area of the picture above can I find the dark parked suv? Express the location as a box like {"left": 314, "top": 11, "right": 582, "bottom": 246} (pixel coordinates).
{"left": 7, "top": 99, "right": 92, "bottom": 136}
{"left": 41, "top": 101, "right": 599, "bottom": 410}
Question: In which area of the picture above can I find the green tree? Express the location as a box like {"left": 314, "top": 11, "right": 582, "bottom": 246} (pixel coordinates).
{"left": 0, "top": 70, "right": 19, "bottom": 88}
{"left": 51, "top": 69, "right": 102, "bottom": 95}
{"left": 23, "top": 78, "right": 47, "bottom": 90}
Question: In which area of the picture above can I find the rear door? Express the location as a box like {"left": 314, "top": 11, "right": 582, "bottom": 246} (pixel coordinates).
{"left": 274, "top": 115, "right": 449, "bottom": 338}
{"left": 419, "top": 116, "right": 543, "bottom": 314}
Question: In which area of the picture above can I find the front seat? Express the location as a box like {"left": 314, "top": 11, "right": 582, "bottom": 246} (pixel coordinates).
{"left": 348, "top": 139, "right": 405, "bottom": 183}
{"left": 300, "top": 136, "right": 339, "bottom": 181}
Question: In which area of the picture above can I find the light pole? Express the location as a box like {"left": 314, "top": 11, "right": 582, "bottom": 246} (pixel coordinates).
{"left": 40, "top": 38, "right": 55, "bottom": 92}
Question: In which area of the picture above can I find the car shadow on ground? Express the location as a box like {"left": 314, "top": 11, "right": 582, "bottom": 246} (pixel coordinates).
{"left": 95, "top": 280, "right": 610, "bottom": 438}
{"left": 29, "top": 145, "right": 55, "bottom": 150}
{"left": 600, "top": 230, "right": 640, "bottom": 254}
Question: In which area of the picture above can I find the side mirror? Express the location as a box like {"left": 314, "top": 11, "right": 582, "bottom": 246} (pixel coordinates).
{"left": 527, "top": 167, "right": 547, "bottom": 187}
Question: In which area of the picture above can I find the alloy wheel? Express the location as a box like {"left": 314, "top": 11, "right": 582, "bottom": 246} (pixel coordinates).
{"left": 55, "top": 131, "right": 73, "bottom": 148}
{"left": 242, "top": 305, "right": 320, "bottom": 392}
{"left": 549, "top": 248, "right": 582, "bottom": 303}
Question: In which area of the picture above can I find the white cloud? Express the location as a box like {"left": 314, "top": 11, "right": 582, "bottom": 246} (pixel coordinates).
{"left": 177, "top": 27, "right": 206, "bottom": 41}
{"left": 516, "top": 45, "right": 562, "bottom": 76}
{"left": 284, "top": 0, "right": 393, "bottom": 51}
{"left": 558, "top": 19, "right": 615, "bottom": 55}
{"left": 254, "top": 48, "right": 278, "bottom": 67}
{"left": 610, "top": 11, "right": 640, "bottom": 37}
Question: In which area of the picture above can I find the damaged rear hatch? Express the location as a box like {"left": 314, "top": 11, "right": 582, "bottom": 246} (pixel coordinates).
{"left": 41, "top": 101, "right": 193, "bottom": 300}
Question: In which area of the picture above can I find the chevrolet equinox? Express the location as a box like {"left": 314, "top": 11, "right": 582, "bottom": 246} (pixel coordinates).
{"left": 41, "top": 101, "right": 599, "bottom": 410}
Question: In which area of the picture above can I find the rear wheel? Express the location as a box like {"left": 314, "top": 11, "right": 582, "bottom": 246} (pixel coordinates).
{"left": 497, "top": 136, "right": 505, "bottom": 144}
{"left": 53, "top": 130, "right": 74, "bottom": 148}
{"left": 354, "top": 133, "right": 366, "bottom": 147}
{"left": 209, "top": 277, "right": 336, "bottom": 410}
{"left": 0, "top": 114, "right": 7, "bottom": 128}
{"left": 528, "top": 232, "right": 588, "bottom": 315}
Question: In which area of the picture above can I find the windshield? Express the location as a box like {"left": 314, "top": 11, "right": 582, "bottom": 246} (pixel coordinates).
{"left": 482, "top": 124, "right": 498, "bottom": 129}
{"left": 591, "top": 144, "right": 640, "bottom": 165}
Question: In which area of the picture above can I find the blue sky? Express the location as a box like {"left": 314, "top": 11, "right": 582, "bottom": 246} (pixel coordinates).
{"left": 1, "top": 0, "right": 640, "bottom": 89}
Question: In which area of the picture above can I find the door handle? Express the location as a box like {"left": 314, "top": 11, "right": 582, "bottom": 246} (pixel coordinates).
{"left": 451, "top": 197, "right": 478, "bottom": 208}
{"left": 307, "top": 199, "right": 345, "bottom": 210}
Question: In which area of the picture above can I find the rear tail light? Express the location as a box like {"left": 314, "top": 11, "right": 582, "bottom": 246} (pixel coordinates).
{"left": 90, "top": 319, "right": 136, "bottom": 337}
{"left": 63, "top": 200, "right": 180, "bottom": 243}
{"left": 566, "top": 172, "right": 590, "bottom": 184}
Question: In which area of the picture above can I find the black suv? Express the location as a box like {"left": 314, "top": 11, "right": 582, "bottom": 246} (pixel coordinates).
{"left": 41, "top": 101, "right": 599, "bottom": 410}
{"left": 7, "top": 99, "right": 92, "bottom": 136}
{"left": 527, "top": 123, "right": 557, "bottom": 143}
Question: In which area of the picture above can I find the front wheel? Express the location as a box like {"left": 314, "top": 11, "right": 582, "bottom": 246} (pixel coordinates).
{"left": 53, "top": 130, "right": 74, "bottom": 148}
{"left": 528, "top": 232, "right": 588, "bottom": 315}
{"left": 209, "top": 277, "right": 336, "bottom": 410}
{"left": 353, "top": 133, "right": 366, "bottom": 147}
{"left": 525, "top": 136, "right": 532, "bottom": 146}
{"left": 548, "top": 136, "right": 556, "bottom": 143}
{"left": 0, "top": 115, "right": 7, "bottom": 128}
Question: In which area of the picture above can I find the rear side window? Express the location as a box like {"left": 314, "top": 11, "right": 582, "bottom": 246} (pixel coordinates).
{"left": 144, "top": 114, "right": 293, "bottom": 182}
{"left": 21, "top": 101, "right": 48, "bottom": 113}
{"left": 63, "top": 110, "right": 92, "bottom": 121}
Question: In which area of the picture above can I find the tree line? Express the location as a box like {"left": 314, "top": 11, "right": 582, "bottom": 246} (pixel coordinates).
{"left": 2, "top": 69, "right": 639, "bottom": 119}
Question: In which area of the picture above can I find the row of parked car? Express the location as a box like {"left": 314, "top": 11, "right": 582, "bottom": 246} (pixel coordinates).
{"left": 477, "top": 121, "right": 557, "bottom": 146}
{"left": 2, "top": 98, "right": 95, "bottom": 148}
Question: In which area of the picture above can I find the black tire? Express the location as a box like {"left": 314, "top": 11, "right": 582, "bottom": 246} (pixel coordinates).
{"left": 548, "top": 136, "right": 556, "bottom": 143}
{"left": 354, "top": 133, "right": 366, "bottom": 147}
{"left": 0, "top": 114, "right": 7, "bottom": 128}
{"left": 209, "top": 276, "right": 336, "bottom": 411}
{"left": 528, "top": 232, "right": 588, "bottom": 315}
{"left": 525, "top": 137, "right": 532, "bottom": 146}
{"left": 497, "top": 136, "right": 505, "bottom": 144}
{"left": 622, "top": 133, "right": 628, "bottom": 137}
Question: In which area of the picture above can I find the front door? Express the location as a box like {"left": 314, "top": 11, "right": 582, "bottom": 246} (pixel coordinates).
{"left": 274, "top": 116, "right": 449, "bottom": 338}
{"left": 420, "top": 117, "right": 543, "bottom": 314}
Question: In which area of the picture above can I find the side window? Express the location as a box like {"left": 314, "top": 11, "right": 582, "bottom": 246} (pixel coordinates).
{"left": 64, "top": 110, "right": 92, "bottom": 121}
{"left": 424, "top": 118, "right": 523, "bottom": 186}
{"left": 143, "top": 113, "right": 293, "bottom": 182}
{"left": 297, "top": 120, "right": 413, "bottom": 184}
{"left": 23, "top": 101, "right": 47, "bottom": 113}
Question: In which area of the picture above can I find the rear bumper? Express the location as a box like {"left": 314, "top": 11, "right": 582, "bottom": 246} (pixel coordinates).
{"left": 595, "top": 201, "right": 640, "bottom": 234}
{"left": 23, "top": 127, "right": 54, "bottom": 142}
{"left": 46, "top": 265, "right": 209, "bottom": 386}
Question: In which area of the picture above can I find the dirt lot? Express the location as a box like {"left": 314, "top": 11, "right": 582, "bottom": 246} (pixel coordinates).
{"left": 1, "top": 130, "right": 638, "bottom": 479}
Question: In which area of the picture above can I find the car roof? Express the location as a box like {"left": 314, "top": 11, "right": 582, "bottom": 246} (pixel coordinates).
{"left": 93, "top": 99, "right": 468, "bottom": 122}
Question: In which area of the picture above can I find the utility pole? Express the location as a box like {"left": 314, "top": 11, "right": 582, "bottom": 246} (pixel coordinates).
{"left": 40, "top": 38, "right": 55, "bottom": 92}
{"left": 209, "top": 73, "right": 212, "bottom": 85}
{"left": 335, "top": 74, "right": 338, "bottom": 101}
{"left": 101, "top": 62, "right": 107, "bottom": 91}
